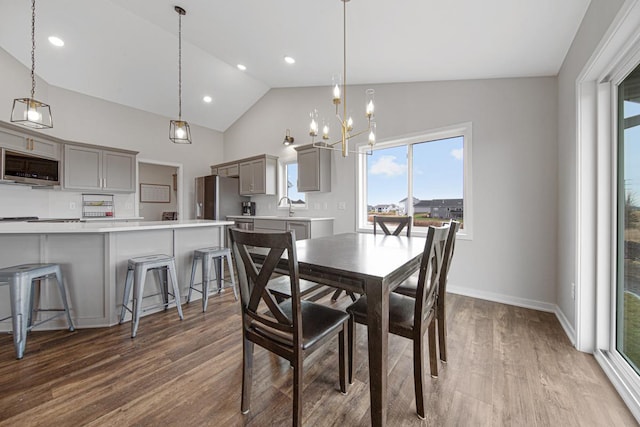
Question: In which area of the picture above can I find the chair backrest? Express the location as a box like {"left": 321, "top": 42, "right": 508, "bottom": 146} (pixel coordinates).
{"left": 414, "top": 225, "right": 449, "bottom": 325}
{"left": 438, "top": 220, "right": 460, "bottom": 297}
{"left": 228, "top": 228, "right": 302, "bottom": 350}
{"left": 161, "top": 211, "right": 177, "bottom": 220}
{"left": 373, "top": 215, "right": 412, "bottom": 237}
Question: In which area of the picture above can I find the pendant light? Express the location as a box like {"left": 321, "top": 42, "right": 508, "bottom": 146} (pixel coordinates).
{"left": 11, "top": 0, "right": 53, "bottom": 129}
{"left": 169, "top": 6, "right": 191, "bottom": 144}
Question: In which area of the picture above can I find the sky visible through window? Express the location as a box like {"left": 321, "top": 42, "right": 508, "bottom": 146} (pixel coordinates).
{"left": 286, "top": 162, "right": 305, "bottom": 205}
{"left": 624, "top": 101, "right": 640, "bottom": 206}
{"left": 367, "top": 136, "right": 463, "bottom": 207}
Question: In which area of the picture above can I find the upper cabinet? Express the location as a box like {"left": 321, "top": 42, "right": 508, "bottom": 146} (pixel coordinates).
{"left": 295, "top": 144, "right": 331, "bottom": 192}
{"left": 239, "top": 155, "right": 277, "bottom": 195}
{"left": 0, "top": 128, "right": 59, "bottom": 159}
{"left": 64, "top": 145, "right": 136, "bottom": 192}
{"left": 211, "top": 162, "right": 239, "bottom": 178}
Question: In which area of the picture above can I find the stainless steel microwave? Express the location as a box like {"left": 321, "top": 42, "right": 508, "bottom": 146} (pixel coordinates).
{"left": 3, "top": 150, "right": 60, "bottom": 186}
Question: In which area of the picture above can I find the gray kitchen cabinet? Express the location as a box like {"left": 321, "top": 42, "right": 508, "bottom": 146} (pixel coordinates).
{"left": 295, "top": 144, "right": 331, "bottom": 192}
{"left": 227, "top": 216, "right": 334, "bottom": 241}
{"left": 0, "top": 128, "right": 59, "bottom": 159}
{"left": 239, "top": 155, "right": 277, "bottom": 195}
{"left": 64, "top": 145, "right": 136, "bottom": 192}
{"left": 210, "top": 161, "right": 239, "bottom": 177}
{"left": 287, "top": 221, "right": 310, "bottom": 240}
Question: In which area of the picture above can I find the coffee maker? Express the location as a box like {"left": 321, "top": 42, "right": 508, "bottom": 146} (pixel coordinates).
{"left": 241, "top": 201, "right": 256, "bottom": 216}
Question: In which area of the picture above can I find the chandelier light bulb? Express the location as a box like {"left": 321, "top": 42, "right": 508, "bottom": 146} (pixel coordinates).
{"left": 309, "top": 110, "right": 319, "bottom": 137}
{"left": 323, "top": 122, "right": 330, "bottom": 140}
{"left": 26, "top": 107, "right": 41, "bottom": 122}
{"left": 347, "top": 116, "right": 354, "bottom": 131}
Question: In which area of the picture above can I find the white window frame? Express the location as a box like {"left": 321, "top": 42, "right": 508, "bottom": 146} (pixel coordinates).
{"left": 277, "top": 157, "right": 307, "bottom": 211}
{"left": 356, "top": 122, "right": 473, "bottom": 239}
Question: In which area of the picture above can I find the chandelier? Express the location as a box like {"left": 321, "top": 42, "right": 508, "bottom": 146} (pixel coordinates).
{"left": 11, "top": 0, "right": 53, "bottom": 129}
{"left": 309, "top": 0, "right": 376, "bottom": 157}
{"left": 169, "top": 5, "right": 192, "bottom": 144}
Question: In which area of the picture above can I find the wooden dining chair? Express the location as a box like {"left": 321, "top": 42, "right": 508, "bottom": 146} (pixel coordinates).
{"left": 332, "top": 215, "right": 413, "bottom": 302}
{"left": 228, "top": 228, "right": 349, "bottom": 426}
{"left": 394, "top": 220, "right": 460, "bottom": 363}
{"left": 373, "top": 214, "right": 412, "bottom": 237}
{"left": 346, "top": 225, "right": 448, "bottom": 420}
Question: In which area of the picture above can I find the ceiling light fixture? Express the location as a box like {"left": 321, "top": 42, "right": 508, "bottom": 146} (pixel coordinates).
{"left": 48, "top": 36, "right": 64, "bottom": 47}
{"left": 309, "top": 0, "right": 376, "bottom": 157}
{"left": 237, "top": 64, "right": 247, "bottom": 71}
{"left": 203, "top": 95, "right": 212, "bottom": 103}
{"left": 283, "top": 129, "right": 295, "bottom": 146}
{"left": 11, "top": 0, "right": 53, "bottom": 129}
{"left": 169, "top": 5, "right": 191, "bottom": 144}
{"left": 284, "top": 56, "right": 295, "bottom": 65}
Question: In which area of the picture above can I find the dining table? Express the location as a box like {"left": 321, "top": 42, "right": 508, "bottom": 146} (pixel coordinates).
{"left": 290, "top": 232, "right": 427, "bottom": 426}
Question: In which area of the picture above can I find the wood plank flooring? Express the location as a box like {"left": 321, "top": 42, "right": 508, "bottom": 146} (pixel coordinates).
{"left": 0, "top": 292, "right": 636, "bottom": 426}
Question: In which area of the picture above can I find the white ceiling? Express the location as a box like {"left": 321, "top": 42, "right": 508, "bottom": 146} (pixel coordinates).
{"left": 0, "top": 0, "right": 591, "bottom": 132}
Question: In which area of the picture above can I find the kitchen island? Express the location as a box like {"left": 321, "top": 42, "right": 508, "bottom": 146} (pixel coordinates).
{"left": 0, "top": 220, "right": 234, "bottom": 330}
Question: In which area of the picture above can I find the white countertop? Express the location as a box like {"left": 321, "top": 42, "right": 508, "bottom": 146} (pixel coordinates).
{"left": 0, "top": 219, "right": 234, "bottom": 234}
{"left": 226, "top": 215, "right": 334, "bottom": 221}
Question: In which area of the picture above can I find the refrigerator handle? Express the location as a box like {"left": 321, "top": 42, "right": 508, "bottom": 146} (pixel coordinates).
{"left": 196, "top": 202, "right": 202, "bottom": 218}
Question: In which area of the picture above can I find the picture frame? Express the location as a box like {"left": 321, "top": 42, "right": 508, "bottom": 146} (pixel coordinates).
{"left": 140, "top": 183, "right": 171, "bottom": 203}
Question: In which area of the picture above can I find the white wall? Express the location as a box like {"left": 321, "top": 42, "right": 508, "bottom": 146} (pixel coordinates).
{"left": 557, "top": 0, "right": 625, "bottom": 335}
{"left": 0, "top": 46, "right": 225, "bottom": 220}
{"left": 225, "top": 77, "right": 559, "bottom": 309}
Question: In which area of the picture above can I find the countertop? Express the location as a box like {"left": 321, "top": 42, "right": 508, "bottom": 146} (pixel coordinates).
{"left": 226, "top": 215, "right": 334, "bottom": 221}
{"left": 0, "top": 219, "right": 234, "bottom": 234}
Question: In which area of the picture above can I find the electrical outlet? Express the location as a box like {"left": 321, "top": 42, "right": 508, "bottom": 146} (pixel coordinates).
{"left": 571, "top": 282, "right": 575, "bottom": 300}
{"left": 338, "top": 202, "right": 346, "bottom": 210}
{"left": 69, "top": 202, "right": 76, "bottom": 210}
{"left": 125, "top": 203, "right": 132, "bottom": 209}
{"left": 323, "top": 202, "right": 328, "bottom": 210}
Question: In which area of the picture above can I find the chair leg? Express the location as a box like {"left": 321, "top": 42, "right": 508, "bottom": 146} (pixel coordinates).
{"left": 428, "top": 320, "right": 438, "bottom": 378}
{"left": 131, "top": 267, "right": 146, "bottom": 338}
{"left": 119, "top": 268, "right": 133, "bottom": 324}
{"left": 331, "top": 288, "right": 342, "bottom": 301}
{"left": 225, "top": 253, "right": 238, "bottom": 301}
{"left": 339, "top": 323, "right": 348, "bottom": 394}
{"left": 187, "top": 254, "right": 198, "bottom": 304}
{"left": 241, "top": 338, "right": 254, "bottom": 415}
{"left": 201, "top": 255, "right": 211, "bottom": 312}
{"left": 347, "top": 291, "right": 357, "bottom": 302}
{"left": 437, "top": 306, "right": 447, "bottom": 363}
{"left": 413, "top": 334, "right": 426, "bottom": 420}
{"left": 54, "top": 266, "right": 75, "bottom": 331}
{"left": 348, "top": 316, "right": 355, "bottom": 384}
{"left": 168, "top": 262, "right": 184, "bottom": 320}
{"left": 292, "top": 352, "right": 303, "bottom": 427}
{"left": 9, "top": 275, "right": 32, "bottom": 359}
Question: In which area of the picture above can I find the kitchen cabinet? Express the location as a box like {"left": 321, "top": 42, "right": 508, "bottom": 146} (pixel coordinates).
{"left": 239, "top": 155, "right": 277, "bottom": 195}
{"left": 64, "top": 145, "right": 136, "bottom": 192}
{"left": 227, "top": 216, "right": 334, "bottom": 241}
{"left": 295, "top": 144, "right": 331, "bottom": 192}
{"left": 0, "top": 128, "right": 59, "bottom": 159}
{"left": 211, "top": 162, "right": 239, "bottom": 177}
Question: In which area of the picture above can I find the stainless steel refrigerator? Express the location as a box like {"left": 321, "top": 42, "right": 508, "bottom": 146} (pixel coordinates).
{"left": 195, "top": 175, "right": 249, "bottom": 220}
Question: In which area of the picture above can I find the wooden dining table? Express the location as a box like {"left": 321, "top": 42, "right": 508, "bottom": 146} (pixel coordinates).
{"left": 292, "top": 232, "right": 426, "bottom": 426}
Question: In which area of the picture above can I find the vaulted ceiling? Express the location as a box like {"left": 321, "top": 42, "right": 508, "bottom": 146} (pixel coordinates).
{"left": 0, "top": 0, "right": 591, "bottom": 132}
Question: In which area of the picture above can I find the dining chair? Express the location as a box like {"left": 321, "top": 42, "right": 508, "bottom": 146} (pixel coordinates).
{"left": 373, "top": 215, "right": 412, "bottom": 237}
{"left": 332, "top": 215, "right": 413, "bottom": 302}
{"left": 394, "top": 220, "right": 460, "bottom": 363}
{"left": 228, "top": 228, "right": 349, "bottom": 426}
{"left": 346, "top": 224, "right": 448, "bottom": 420}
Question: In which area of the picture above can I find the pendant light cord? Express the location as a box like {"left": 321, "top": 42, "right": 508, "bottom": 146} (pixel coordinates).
{"left": 178, "top": 10, "right": 182, "bottom": 120}
{"left": 30, "top": 0, "right": 36, "bottom": 100}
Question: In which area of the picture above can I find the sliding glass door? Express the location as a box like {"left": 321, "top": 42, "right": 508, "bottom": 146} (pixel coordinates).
{"left": 617, "top": 64, "right": 640, "bottom": 374}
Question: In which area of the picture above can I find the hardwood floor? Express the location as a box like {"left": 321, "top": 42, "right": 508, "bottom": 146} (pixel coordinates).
{"left": 0, "top": 292, "right": 636, "bottom": 426}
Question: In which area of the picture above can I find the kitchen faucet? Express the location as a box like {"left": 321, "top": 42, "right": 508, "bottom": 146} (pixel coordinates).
{"left": 278, "top": 196, "right": 294, "bottom": 217}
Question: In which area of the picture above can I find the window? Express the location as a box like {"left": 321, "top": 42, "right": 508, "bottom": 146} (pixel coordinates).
{"left": 278, "top": 158, "right": 306, "bottom": 209}
{"left": 357, "top": 122, "right": 472, "bottom": 238}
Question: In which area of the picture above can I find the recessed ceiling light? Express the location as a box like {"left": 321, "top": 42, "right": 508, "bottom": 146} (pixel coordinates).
{"left": 237, "top": 64, "right": 247, "bottom": 71}
{"left": 203, "top": 95, "right": 212, "bottom": 103}
{"left": 284, "top": 56, "right": 295, "bottom": 65}
{"left": 48, "top": 36, "right": 64, "bottom": 47}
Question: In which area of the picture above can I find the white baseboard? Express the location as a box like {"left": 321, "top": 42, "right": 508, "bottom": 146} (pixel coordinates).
{"left": 447, "top": 285, "right": 557, "bottom": 313}
{"left": 554, "top": 304, "right": 576, "bottom": 346}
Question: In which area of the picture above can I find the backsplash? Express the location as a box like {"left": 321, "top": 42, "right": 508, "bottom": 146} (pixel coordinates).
{"left": 0, "top": 184, "right": 135, "bottom": 219}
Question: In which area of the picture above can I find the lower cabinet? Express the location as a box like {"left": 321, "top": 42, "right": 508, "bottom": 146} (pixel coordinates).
{"left": 231, "top": 217, "right": 334, "bottom": 241}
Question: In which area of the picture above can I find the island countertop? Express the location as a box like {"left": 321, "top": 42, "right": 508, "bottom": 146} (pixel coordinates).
{"left": 0, "top": 219, "right": 234, "bottom": 234}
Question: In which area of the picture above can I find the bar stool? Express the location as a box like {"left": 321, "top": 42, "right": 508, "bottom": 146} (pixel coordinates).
{"left": 0, "top": 263, "right": 75, "bottom": 359}
{"left": 187, "top": 246, "right": 237, "bottom": 312}
{"left": 119, "top": 254, "right": 183, "bottom": 338}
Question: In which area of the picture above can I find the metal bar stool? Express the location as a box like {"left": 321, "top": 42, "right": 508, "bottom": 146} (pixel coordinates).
{"left": 119, "top": 254, "right": 183, "bottom": 338}
{"left": 187, "top": 246, "right": 237, "bottom": 312}
{"left": 0, "top": 263, "right": 75, "bottom": 359}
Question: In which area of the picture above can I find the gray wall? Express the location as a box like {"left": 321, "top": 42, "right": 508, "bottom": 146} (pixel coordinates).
{"left": 225, "top": 77, "right": 559, "bottom": 310}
